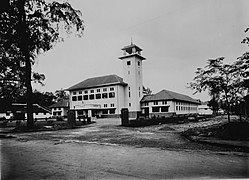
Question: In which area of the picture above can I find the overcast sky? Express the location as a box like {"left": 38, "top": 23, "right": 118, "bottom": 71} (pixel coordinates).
{"left": 33, "top": 0, "right": 249, "bottom": 101}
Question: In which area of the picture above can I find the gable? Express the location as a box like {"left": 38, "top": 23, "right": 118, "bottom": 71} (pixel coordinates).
{"left": 67, "top": 74, "right": 127, "bottom": 91}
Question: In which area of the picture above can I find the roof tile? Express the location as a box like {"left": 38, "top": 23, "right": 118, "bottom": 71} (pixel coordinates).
{"left": 141, "top": 89, "right": 200, "bottom": 104}
{"left": 67, "top": 74, "right": 127, "bottom": 91}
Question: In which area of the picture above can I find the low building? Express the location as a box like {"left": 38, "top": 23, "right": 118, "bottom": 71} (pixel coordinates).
{"left": 50, "top": 98, "right": 69, "bottom": 117}
{"left": 0, "top": 103, "right": 51, "bottom": 120}
{"left": 140, "top": 89, "right": 200, "bottom": 118}
{"left": 198, "top": 102, "right": 213, "bottom": 115}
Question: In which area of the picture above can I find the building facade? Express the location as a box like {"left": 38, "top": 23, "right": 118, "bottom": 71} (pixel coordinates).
{"left": 67, "top": 75, "right": 128, "bottom": 118}
{"left": 141, "top": 90, "right": 199, "bottom": 118}
{"left": 50, "top": 98, "right": 69, "bottom": 117}
{"left": 67, "top": 43, "right": 199, "bottom": 119}
{"left": 0, "top": 103, "right": 51, "bottom": 120}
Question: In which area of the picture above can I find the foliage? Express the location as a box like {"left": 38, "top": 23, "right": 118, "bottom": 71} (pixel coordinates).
{"left": 0, "top": 0, "right": 84, "bottom": 128}
{"left": 55, "top": 89, "right": 68, "bottom": 101}
{"left": 143, "top": 86, "right": 152, "bottom": 96}
{"left": 188, "top": 57, "right": 247, "bottom": 122}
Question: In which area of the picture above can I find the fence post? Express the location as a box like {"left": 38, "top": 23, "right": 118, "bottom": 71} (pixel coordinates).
{"left": 121, "top": 108, "right": 129, "bottom": 126}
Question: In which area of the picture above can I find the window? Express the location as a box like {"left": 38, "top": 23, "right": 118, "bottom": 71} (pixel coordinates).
{"left": 129, "top": 103, "right": 131, "bottom": 107}
{"left": 83, "top": 95, "right": 88, "bottom": 100}
{"left": 78, "top": 96, "right": 82, "bottom": 101}
{"left": 43, "top": 113, "right": 46, "bottom": 115}
{"left": 103, "top": 88, "right": 107, "bottom": 92}
{"left": 53, "top": 112, "right": 56, "bottom": 115}
{"left": 176, "top": 106, "right": 178, "bottom": 111}
{"left": 129, "top": 92, "right": 131, "bottom": 97}
{"left": 152, "top": 107, "right": 160, "bottom": 112}
{"left": 97, "top": 89, "right": 100, "bottom": 92}
{"left": 109, "top": 109, "right": 115, "bottom": 114}
{"left": 104, "top": 104, "right": 107, "bottom": 108}
{"left": 128, "top": 71, "right": 130, "bottom": 75}
{"left": 110, "top": 103, "right": 115, "bottom": 107}
{"left": 90, "top": 90, "right": 94, "bottom": 93}
{"left": 161, "top": 106, "right": 169, "bottom": 112}
{"left": 79, "top": 91, "right": 82, "bottom": 94}
{"left": 129, "top": 86, "right": 130, "bottom": 90}
{"left": 143, "top": 102, "right": 149, "bottom": 106}
{"left": 162, "top": 101, "right": 167, "bottom": 105}
{"left": 96, "top": 94, "right": 101, "bottom": 99}
{"left": 139, "top": 92, "right": 141, "bottom": 97}
{"left": 35, "top": 112, "right": 39, "bottom": 115}
{"left": 6, "top": 112, "right": 10, "bottom": 116}
{"left": 138, "top": 61, "right": 140, "bottom": 66}
{"left": 110, "top": 87, "right": 114, "bottom": 91}
{"left": 102, "top": 93, "right": 108, "bottom": 99}
{"left": 72, "top": 96, "right": 77, "bottom": 101}
{"left": 89, "top": 94, "right": 94, "bottom": 100}
{"left": 127, "top": 61, "right": 131, "bottom": 65}
{"left": 58, "top": 108, "right": 61, "bottom": 110}
{"left": 84, "top": 90, "right": 88, "bottom": 94}
{"left": 154, "top": 101, "right": 158, "bottom": 105}
{"left": 109, "top": 92, "right": 115, "bottom": 98}
{"left": 73, "top": 92, "right": 76, "bottom": 95}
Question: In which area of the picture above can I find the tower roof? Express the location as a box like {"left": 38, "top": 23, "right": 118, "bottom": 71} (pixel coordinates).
{"left": 119, "top": 43, "right": 146, "bottom": 60}
{"left": 121, "top": 43, "right": 143, "bottom": 51}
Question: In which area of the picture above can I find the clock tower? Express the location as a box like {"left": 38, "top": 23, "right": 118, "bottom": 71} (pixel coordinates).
{"left": 119, "top": 43, "right": 146, "bottom": 116}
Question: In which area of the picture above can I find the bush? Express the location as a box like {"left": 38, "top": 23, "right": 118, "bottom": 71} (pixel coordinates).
{"left": 56, "top": 116, "right": 64, "bottom": 121}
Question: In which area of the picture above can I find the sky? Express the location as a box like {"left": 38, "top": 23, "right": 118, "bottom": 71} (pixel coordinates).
{"left": 33, "top": 0, "right": 249, "bottom": 101}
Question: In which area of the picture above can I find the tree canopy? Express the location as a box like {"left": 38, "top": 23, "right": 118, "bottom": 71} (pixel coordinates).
{"left": 0, "top": 0, "right": 84, "bottom": 128}
{"left": 189, "top": 27, "right": 249, "bottom": 122}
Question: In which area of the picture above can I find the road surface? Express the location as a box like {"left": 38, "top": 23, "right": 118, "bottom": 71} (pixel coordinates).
{"left": 1, "top": 118, "right": 249, "bottom": 179}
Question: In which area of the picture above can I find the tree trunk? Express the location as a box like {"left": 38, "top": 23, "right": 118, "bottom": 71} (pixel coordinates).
{"left": 25, "top": 52, "right": 34, "bottom": 128}
{"left": 18, "top": 0, "right": 34, "bottom": 128}
{"left": 225, "top": 91, "right": 231, "bottom": 123}
{"left": 227, "top": 103, "right": 231, "bottom": 123}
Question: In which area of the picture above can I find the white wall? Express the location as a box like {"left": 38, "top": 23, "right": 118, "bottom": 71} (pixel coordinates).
{"left": 141, "top": 100, "right": 198, "bottom": 114}
{"left": 52, "top": 107, "right": 68, "bottom": 117}
{"left": 122, "top": 56, "right": 144, "bottom": 112}
{"left": 198, "top": 104, "right": 213, "bottom": 115}
{"left": 69, "top": 84, "right": 126, "bottom": 114}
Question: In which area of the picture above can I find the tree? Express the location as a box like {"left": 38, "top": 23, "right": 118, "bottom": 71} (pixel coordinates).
{"left": 32, "top": 90, "right": 57, "bottom": 107}
{"left": 189, "top": 57, "right": 246, "bottom": 123}
{"left": 143, "top": 86, "right": 152, "bottom": 96}
{"left": 55, "top": 89, "right": 68, "bottom": 101}
{"left": 0, "top": 0, "right": 84, "bottom": 128}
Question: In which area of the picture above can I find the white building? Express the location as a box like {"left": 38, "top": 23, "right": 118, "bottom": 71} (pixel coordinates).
{"left": 0, "top": 103, "right": 51, "bottom": 120}
{"left": 67, "top": 43, "right": 199, "bottom": 118}
{"left": 141, "top": 90, "right": 199, "bottom": 118}
{"left": 50, "top": 98, "right": 69, "bottom": 117}
{"left": 198, "top": 102, "right": 213, "bottom": 115}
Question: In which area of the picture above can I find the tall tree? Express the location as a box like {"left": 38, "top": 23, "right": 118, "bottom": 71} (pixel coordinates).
{"left": 189, "top": 57, "right": 246, "bottom": 123}
{"left": 55, "top": 89, "right": 68, "bottom": 101}
{"left": 0, "top": 0, "right": 84, "bottom": 128}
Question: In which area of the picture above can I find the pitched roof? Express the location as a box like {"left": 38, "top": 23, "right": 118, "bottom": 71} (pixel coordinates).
{"left": 141, "top": 89, "right": 200, "bottom": 104}
{"left": 49, "top": 99, "right": 69, "bottom": 108}
{"left": 0, "top": 103, "right": 51, "bottom": 113}
{"left": 67, "top": 74, "right": 127, "bottom": 91}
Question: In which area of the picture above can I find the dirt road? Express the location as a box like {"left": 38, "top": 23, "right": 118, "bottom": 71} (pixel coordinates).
{"left": 1, "top": 118, "right": 249, "bottom": 179}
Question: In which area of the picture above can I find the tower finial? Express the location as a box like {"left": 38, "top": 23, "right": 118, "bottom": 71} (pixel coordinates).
{"left": 131, "top": 37, "right": 133, "bottom": 45}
